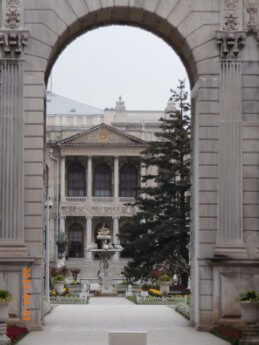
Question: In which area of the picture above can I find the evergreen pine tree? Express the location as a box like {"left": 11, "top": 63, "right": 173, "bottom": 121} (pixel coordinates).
{"left": 119, "top": 80, "right": 191, "bottom": 286}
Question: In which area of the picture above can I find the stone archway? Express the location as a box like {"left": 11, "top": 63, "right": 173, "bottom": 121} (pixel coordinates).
{"left": 0, "top": 0, "right": 259, "bottom": 332}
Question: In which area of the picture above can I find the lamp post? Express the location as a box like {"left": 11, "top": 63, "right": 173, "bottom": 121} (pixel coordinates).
{"left": 45, "top": 196, "right": 53, "bottom": 304}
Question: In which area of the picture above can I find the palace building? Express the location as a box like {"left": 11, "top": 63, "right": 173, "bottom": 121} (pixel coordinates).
{"left": 46, "top": 92, "right": 169, "bottom": 280}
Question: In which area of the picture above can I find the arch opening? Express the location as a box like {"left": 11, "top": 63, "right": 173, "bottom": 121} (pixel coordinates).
{"left": 45, "top": 7, "right": 198, "bottom": 88}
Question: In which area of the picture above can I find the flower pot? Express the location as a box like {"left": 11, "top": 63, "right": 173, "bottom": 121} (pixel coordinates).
{"left": 159, "top": 282, "right": 170, "bottom": 295}
{"left": 240, "top": 302, "right": 259, "bottom": 324}
{"left": 54, "top": 281, "right": 65, "bottom": 295}
{"left": 0, "top": 302, "right": 9, "bottom": 322}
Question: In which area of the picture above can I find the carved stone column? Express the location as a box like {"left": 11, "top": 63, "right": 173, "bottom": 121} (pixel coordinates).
{"left": 60, "top": 157, "right": 66, "bottom": 202}
{"left": 86, "top": 216, "right": 92, "bottom": 260}
{"left": 215, "top": 31, "right": 247, "bottom": 258}
{"left": 114, "top": 156, "right": 119, "bottom": 199}
{"left": 112, "top": 217, "right": 119, "bottom": 261}
{"left": 0, "top": 0, "right": 29, "bottom": 257}
{"left": 87, "top": 156, "right": 92, "bottom": 198}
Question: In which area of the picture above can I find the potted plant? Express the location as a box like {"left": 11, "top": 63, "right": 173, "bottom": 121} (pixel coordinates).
{"left": 237, "top": 290, "right": 259, "bottom": 324}
{"left": 52, "top": 275, "right": 66, "bottom": 295}
{"left": 159, "top": 274, "right": 171, "bottom": 295}
{"left": 0, "top": 290, "right": 12, "bottom": 322}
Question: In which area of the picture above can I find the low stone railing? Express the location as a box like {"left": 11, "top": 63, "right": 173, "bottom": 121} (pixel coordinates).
{"left": 50, "top": 296, "right": 88, "bottom": 304}
{"left": 136, "top": 295, "right": 185, "bottom": 305}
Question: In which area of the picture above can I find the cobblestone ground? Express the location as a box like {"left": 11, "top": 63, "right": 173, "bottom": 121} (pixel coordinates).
{"left": 19, "top": 297, "right": 229, "bottom": 345}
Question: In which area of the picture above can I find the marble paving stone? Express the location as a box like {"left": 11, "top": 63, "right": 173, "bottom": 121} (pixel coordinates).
{"left": 19, "top": 298, "right": 229, "bottom": 345}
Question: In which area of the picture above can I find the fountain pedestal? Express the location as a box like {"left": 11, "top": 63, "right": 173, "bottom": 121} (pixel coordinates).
{"left": 87, "top": 225, "right": 123, "bottom": 296}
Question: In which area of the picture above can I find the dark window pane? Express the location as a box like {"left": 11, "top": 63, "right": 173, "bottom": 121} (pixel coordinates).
{"left": 94, "top": 164, "right": 111, "bottom": 197}
{"left": 68, "top": 163, "right": 85, "bottom": 196}
{"left": 120, "top": 164, "right": 137, "bottom": 197}
{"left": 68, "top": 224, "right": 84, "bottom": 258}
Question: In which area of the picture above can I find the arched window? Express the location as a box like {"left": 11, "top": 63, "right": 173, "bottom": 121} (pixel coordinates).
{"left": 68, "top": 223, "right": 84, "bottom": 258}
{"left": 68, "top": 163, "right": 85, "bottom": 196}
{"left": 120, "top": 164, "right": 137, "bottom": 197}
{"left": 94, "top": 164, "right": 111, "bottom": 197}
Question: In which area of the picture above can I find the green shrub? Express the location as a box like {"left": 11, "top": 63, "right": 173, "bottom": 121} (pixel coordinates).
{"left": 0, "top": 290, "right": 12, "bottom": 303}
{"left": 237, "top": 290, "right": 259, "bottom": 302}
{"left": 53, "top": 274, "right": 65, "bottom": 282}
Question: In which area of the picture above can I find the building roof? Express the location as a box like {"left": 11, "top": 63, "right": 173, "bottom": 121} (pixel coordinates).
{"left": 46, "top": 92, "right": 104, "bottom": 116}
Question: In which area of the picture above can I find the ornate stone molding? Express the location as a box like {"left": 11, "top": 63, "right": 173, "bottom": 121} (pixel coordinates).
{"left": 223, "top": 0, "right": 240, "bottom": 31}
{"left": 216, "top": 31, "right": 246, "bottom": 60}
{"left": 5, "top": 0, "right": 22, "bottom": 29}
{"left": 244, "top": 0, "right": 259, "bottom": 33}
{"left": 0, "top": 30, "right": 29, "bottom": 58}
{"left": 59, "top": 203, "right": 136, "bottom": 218}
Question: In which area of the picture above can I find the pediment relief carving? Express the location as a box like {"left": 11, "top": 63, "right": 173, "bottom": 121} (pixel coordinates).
{"left": 58, "top": 124, "right": 145, "bottom": 146}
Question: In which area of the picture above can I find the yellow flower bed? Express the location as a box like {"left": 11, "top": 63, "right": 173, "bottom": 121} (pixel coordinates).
{"left": 149, "top": 289, "right": 162, "bottom": 297}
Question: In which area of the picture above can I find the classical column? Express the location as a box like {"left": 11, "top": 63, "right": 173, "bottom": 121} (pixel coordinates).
{"left": 114, "top": 156, "right": 119, "bottom": 199}
{"left": 113, "top": 217, "right": 119, "bottom": 261}
{"left": 60, "top": 157, "right": 66, "bottom": 202}
{"left": 0, "top": 26, "right": 29, "bottom": 256}
{"left": 215, "top": 32, "right": 247, "bottom": 258}
{"left": 85, "top": 217, "right": 92, "bottom": 260}
{"left": 87, "top": 156, "right": 92, "bottom": 198}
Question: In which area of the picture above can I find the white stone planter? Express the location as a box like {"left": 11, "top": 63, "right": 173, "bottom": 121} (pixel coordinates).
{"left": 54, "top": 281, "right": 65, "bottom": 296}
{"left": 159, "top": 282, "right": 170, "bottom": 295}
{"left": 240, "top": 302, "right": 259, "bottom": 324}
{"left": 0, "top": 302, "right": 9, "bottom": 322}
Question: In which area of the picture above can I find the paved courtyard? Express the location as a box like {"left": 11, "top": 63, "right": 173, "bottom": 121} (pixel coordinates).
{"left": 19, "top": 298, "right": 229, "bottom": 345}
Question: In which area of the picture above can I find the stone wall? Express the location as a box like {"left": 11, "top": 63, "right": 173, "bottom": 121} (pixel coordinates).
{"left": 0, "top": 0, "right": 258, "bottom": 331}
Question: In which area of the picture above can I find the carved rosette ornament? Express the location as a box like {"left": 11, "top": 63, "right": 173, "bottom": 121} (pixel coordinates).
{"left": 216, "top": 31, "right": 246, "bottom": 60}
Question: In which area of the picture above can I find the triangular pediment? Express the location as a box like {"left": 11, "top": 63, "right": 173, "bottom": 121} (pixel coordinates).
{"left": 57, "top": 124, "right": 145, "bottom": 146}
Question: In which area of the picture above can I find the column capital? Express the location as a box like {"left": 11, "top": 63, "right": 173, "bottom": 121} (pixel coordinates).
{"left": 86, "top": 216, "right": 93, "bottom": 220}
{"left": 112, "top": 216, "right": 120, "bottom": 220}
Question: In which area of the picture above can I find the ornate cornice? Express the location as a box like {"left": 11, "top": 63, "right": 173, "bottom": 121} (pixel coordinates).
{"left": 0, "top": 30, "right": 29, "bottom": 58}
{"left": 215, "top": 31, "right": 246, "bottom": 60}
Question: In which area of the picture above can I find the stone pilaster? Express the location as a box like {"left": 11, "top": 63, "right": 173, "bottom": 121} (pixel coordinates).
{"left": 87, "top": 156, "right": 92, "bottom": 198}
{"left": 215, "top": 31, "right": 247, "bottom": 258}
{"left": 114, "top": 156, "right": 119, "bottom": 199}
{"left": 86, "top": 216, "right": 92, "bottom": 260}
{"left": 112, "top": 217, "right": 119, "bottom": 261}
{"left": 0, "top": 2, "right": 29, "bottom": 257}
{"left": 60, "top": 216, "right": 66, "bottom": 234}
{"left": 60, "top": 157, "right": 66, "bottom": 202}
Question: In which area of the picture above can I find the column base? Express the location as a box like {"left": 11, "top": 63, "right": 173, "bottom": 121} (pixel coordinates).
{"left": 214, "top": 244, "right": 247, "bottom": 259}
{"left": 0, "top": 243, "right": 28, "bottom": 257}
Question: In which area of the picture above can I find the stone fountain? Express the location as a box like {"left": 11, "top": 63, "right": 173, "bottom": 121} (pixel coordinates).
{"left": 87, "top": 223, "right": 123, "bottom": 296}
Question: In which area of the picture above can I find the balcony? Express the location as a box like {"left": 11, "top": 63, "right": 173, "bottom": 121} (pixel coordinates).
{"left": 64, "top": 196, "right": 135, "bottom": 204}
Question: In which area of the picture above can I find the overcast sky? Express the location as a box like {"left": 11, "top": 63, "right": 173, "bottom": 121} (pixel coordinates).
{"left": 48, "top": 25, "right": 189, "bottom": 111}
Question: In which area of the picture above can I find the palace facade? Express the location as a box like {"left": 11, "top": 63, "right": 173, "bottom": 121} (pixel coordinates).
{"left": 46, "top": 92, "right": 168, "bottom": 280}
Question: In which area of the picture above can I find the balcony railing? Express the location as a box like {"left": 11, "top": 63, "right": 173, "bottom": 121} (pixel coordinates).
{"left": 65, "top": 196, "right": 87, "bottom": 202}
{"left": 64, "top": 196, "right": 135, "bottom": 204}
{"left": 92, "top": 197, "right": 114, "bottom": 203}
